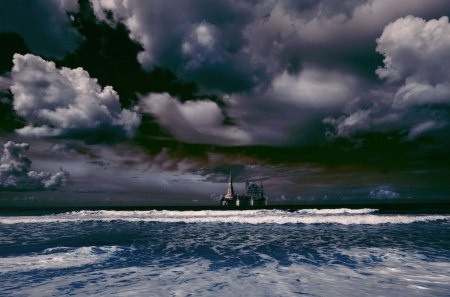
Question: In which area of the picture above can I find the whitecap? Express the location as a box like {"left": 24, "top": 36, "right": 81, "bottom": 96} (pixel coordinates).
{"left": 0, "top": 209, "right": 448, "bottom": 225}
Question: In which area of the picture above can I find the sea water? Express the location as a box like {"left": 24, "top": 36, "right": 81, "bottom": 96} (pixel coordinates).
{"left": 0, "top": 209, "right": 449, "bottom": 296}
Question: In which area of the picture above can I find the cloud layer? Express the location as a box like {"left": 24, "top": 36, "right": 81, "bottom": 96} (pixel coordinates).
{"left": 0, "top": 141, "right": 69, "bottom": 191}
{"left": 10, "top": 54, "right": 141, "bottom": 139}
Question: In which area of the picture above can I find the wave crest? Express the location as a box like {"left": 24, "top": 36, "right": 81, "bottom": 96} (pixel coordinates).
{"left": 0, "top": 209, "right": 448, "bottom": 225}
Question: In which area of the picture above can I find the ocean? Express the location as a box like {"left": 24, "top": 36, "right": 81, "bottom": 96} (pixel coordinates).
{"left": 1, "top": 208, "right": 449, "bottom": 296}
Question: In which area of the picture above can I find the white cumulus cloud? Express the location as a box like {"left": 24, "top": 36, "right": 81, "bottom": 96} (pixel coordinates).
{"left": 0, "top": 141, "right": 69, "bottom": 191}
{"left": 10, "top": 54, "right": 141, "bottom": 139}
{"left": 376, "top": 16, "right": 450, "bottom": 83}
{"left": 377, "top": 15, "right": 450, "bottom": 108}
{"left": 326, "top": 16, "right": 450, "bottom": 139}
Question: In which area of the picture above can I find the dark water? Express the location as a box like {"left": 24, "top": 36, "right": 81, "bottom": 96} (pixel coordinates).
{"left": 1, "top": 209, "right": 449, "bottom": 296}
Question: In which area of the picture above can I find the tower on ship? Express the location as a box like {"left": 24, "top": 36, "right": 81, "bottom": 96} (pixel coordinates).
{"left": 220, "top": 174, "right": 267, "bottom": 207}
{"left": 224, "top": 173, "right": 235, "bottom": 200}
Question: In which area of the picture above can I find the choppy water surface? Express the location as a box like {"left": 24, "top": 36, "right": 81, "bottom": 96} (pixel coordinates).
{"left": 1, "top": 209, "right": 449, "bottom": 296}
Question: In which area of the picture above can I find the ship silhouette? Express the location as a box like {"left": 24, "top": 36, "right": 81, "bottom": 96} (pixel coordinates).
{"left": 220, "top": 173, "right": 267, "bottom": 207}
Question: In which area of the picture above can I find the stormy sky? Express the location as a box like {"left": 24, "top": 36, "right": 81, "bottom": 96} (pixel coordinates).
{"left": 1, "top": 0, "right": 450, "bottom": 206}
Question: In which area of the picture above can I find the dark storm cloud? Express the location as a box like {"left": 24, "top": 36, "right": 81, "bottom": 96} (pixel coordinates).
{"left": 0, "top": 0, "right": 449, "bottom": 203}
{"left": 2, "top": 0, "right": 448, "bottom": 148}
{"left": 87, "top": 0, "right": 450, "bottom": 151}
{"left": 274, "top": 0, "right": 450, "bottom": 76}
{"left": 0, "top": 0, "right": 218, "bottom": 144}
{"left": 0, "top": 141, "right": 69, "bottom": 191}
{"left": 0, "top": 32, "right": 30, "bottom": 75}
{"left": 0, "top": 0, "right": 81, "bottom": 58}
{"left": 221, "top": 66, "right": 365, "bottom": 146}
{"left": 92, "top": 0, "right": 450, "bottom": 92}
{"left": 60, "top": 0, "right": 219, "bottom": 109}
{"left": 92, "top": 0, "right": 266, "bottom": 92}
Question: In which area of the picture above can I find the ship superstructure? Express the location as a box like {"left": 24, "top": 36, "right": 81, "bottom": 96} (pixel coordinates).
{"left": 220, "top": 174, "right": 267, "bottom": 207}
{"left": 224, "top": 173, "right": 235, "bottom": 200}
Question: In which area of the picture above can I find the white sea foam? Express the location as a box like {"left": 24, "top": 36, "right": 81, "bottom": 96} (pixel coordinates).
{"left": 0, "top": 246, "right": 120, "bottom": 273}
{"left": 1, "top": 247, "right": 449, "bottom": 297}
{"left": 295, "top": 208, "right": 377, "bottom": 214}
{"left": 0, "top": 209, "right": 448, "bottom": 225}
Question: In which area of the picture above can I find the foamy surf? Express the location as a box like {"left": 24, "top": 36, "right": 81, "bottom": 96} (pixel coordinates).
{"left": 2, "top": 247, "right": 450, "bottom": 297}
{"left": 1, "top": 209, "right": 449, "bottom": 297}
{"left": 0, "top": 209, "right": 448, "bottom": 225}
{"left": 0, "top": 246, "right": 120, "bottom": 273}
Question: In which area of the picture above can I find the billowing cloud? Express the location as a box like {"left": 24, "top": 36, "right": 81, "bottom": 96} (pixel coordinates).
{"left": 90, "top": 0, "right": 449, "bottom": 92}
{"left": 0, "top": 141, "right": 69, "bottom": 191}
{"left": 90, "top": 0, "right": 262, "bottom": 92}
{"left": 82, "top": 0, "right": 450, "bottom": 146}
{"left": 140, "top": 93, "right": 252, "bottom": 145}
{"left": 10, "top": 54, "right": 141, "bottom": 139}
{"left": 376, "top": 16, "right": 450, "bottom": 83}
{"left": 0, "top": 0, "right": 80, "bottom": 58}
{"left": 0, "top": 0, "right": 449, "bottom": 204}
{"left": 325, "top": 16, "right": 450, "bottom": 139}
{"left": 377, "top": 16, "right": 450, "bottom": 108}
{"left": 282, "top": 0, "right": 448, "bottom": 44}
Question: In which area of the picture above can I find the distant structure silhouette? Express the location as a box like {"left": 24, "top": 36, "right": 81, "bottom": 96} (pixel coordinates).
{"left": 220, "top": 173, "right": 267, "bottom": 207}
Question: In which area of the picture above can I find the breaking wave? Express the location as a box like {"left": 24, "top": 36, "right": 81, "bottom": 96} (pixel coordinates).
{"left": 0, "top": 209, "right": 448, "bottom": 225}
